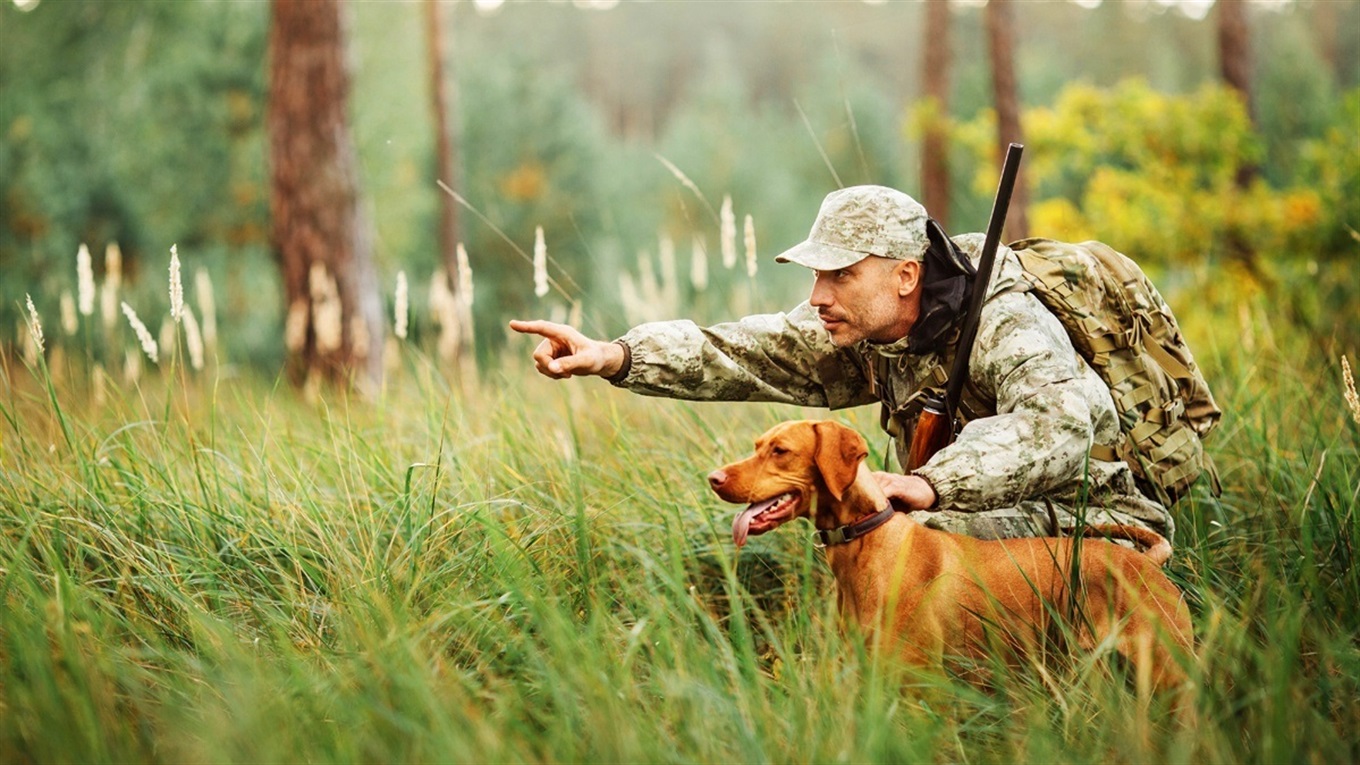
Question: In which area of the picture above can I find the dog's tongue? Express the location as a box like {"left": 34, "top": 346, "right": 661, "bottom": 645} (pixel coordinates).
{"left": 732, "top": 497, "right": 779, "bottom": 548}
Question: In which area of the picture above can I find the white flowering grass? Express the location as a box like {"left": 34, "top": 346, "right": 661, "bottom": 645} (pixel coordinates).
{"left": 394, "top": 271, "right": 409, "bottom": 340}
{"left": 60, "top": 291, "right": 78, "bottom": 336}
{"left": 122, "top": 301, "right": 159, "bottom": 363}
{"left": 690, "top": 235, "right": 708, "bottom": 292}
{"left": 77, "top": 243, "right": 95, "bottom": 317}
{"left": 183, "top": 306, "right": 205, "bottom": 371}
{"left": 720, "top": 194, "right": 736, "bottom": 269}
{"left": 533, "top": 226, "right": 549, "bottom": 298}
{"left": 1344, "top": 355, "right": 1359, "bottom": 426}
{"left": 456, "top": 243, "right": 474, "bottom": 308}
{"left": 194, "top": 268, "right": 217, "bottom": 351}
{"left": 101, "top": 242, "right": 123, "bottom": 330}
{"left": 743, "top": 214, "right": 757, "bottom": 277}
{"left": 169, "top": 244, "right": 184, "bottom": 323}
{"left": 24, "top": 293, "right": 44, "bottom": 353}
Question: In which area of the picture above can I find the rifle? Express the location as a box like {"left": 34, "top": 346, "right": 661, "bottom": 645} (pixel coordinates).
{"left": 905, "top": 143, "right": 1024, "bottom": 471}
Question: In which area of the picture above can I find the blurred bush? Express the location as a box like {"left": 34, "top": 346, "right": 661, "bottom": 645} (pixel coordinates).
{"left": 950, "top": 79, "right": 1357, "bottom": 354}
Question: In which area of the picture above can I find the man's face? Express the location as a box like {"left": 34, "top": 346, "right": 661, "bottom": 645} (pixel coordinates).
{"left": 809, "top": 256, "right": 919, "bottom": 347}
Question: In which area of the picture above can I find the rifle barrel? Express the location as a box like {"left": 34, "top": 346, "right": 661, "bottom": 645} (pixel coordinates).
{"left": 942, "top": 143, "right": 1024, "bottom": 418}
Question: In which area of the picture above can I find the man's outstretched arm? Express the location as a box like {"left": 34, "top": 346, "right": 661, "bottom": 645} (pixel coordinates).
{"left": 509, "top": 305, "right": 875, "bottom": 410}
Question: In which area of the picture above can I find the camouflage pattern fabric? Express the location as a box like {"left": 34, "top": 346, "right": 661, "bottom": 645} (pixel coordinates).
{"left": 612, "top": 235, "right": 1174, "bottom": 543}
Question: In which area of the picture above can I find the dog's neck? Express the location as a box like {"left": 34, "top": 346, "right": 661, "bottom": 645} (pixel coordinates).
{"left": 820, "top": 462, "right": 892, "bottom": 529}
{"left": 819, "top": 463, "right": 921, "bottom": 627}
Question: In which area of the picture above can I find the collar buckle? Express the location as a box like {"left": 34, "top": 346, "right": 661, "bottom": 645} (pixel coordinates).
{"left": 813, "top": 506, "right": 895, "bottom": 548}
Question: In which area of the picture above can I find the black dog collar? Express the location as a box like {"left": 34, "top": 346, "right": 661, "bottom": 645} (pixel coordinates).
{"left": 815, "top": 506, "right": 895, "bottom": 547}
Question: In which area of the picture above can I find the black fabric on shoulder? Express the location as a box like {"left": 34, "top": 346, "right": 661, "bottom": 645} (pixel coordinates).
{"left": 907, "top": 219, "right": 975, "bottom": 354}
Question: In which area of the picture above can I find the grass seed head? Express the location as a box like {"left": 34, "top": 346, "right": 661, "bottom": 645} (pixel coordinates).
{"left": 77, "top": 243, "right": 95, "bottom": 316}
{"left": 690, "top": 235, "right": 708, "bottom": 291}
{"left": 101, "top": 242, "right": 123, "bottom": 330}
{"left": 93, "top": 362, "right": 108, "bottom": 406}
{"left": 744, "top": 214, "right": 758, "bottom": 277}
{"left": 169, "top": 244, "right": 184, "bottom": 323}
{"left": 60, "top": 291, "right": 78, "bottom": 335}
{"left": 456, "top": 243, "right": 474, "bottom": 308}
{"left": 183, "top": 306, "right": 205, "bottom": 371}
{"left": 122, "top": 301, "right": 159, "bottom": 363}
{"left": 533, "top": 226, "right": 549, "bottom": 298}
{"left": 1343, "top": 355, "right": 1359, "bottom": 426}
{"left": 394, "top": 271, "right": 409, "bottom": 340}
{"left": 24, "top": 293, "right": 44, "bottom": 353}
{"left": 194, "top": 269, "right": 217, "bottom": 350}
{"left": 720, "top": 195, "right": 737, "bottom": 269}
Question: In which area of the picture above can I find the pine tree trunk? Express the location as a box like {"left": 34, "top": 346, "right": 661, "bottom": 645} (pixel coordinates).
{"left": 1217, "top": 0, "right": 1257, "bottom": 187}
{"left": 984, "top": 0, "right": 1028, "bottom": 240}
{"left": 267, "top": 0, "right": 383, "bottom": 391}
{"left": 921, "top": 0, "right": 952, "bottom": 228}
{"left": 426, "top": 0, "right": 460, "bottom": 285}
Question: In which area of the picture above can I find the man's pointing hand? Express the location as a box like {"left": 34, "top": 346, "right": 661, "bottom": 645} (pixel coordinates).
{"left": 509, "top": 320, "right": 624, "bottom": 380}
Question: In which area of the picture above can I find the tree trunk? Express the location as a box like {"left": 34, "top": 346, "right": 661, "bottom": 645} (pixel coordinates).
{"left": 425, "top": 0, "right": 467, "bottom": 368}
{"left": 1217, "top": 0, "right": 1257, "bottom": 187}
{"left": 920, "top": 0, "right": 952, "bottom": 228}
{"left": 984, "top": 0, "right": 1028, "bottom": 240}
{"left": 267, "top": 0, "right": 383, "bottom": 391}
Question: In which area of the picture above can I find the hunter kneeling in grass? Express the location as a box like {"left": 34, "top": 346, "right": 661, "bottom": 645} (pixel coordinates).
{"left": 511, "top": 183, "right": 1219, "bottom": 548}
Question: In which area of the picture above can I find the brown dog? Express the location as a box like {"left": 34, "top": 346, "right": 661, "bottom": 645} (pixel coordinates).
{"left": 708, "top": 419, "right": 1193, "bottom": 694}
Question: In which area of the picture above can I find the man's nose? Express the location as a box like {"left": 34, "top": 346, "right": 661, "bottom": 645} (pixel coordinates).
{"left": 707, "top": 469, "right": 728, "bottom": 491}
{"left": 809, "top": 276, "right": 832, "bottom": 307}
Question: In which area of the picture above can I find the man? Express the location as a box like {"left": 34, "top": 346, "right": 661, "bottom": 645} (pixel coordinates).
{"left": 510, "top": 186, "right": 1172, "bottom": 542}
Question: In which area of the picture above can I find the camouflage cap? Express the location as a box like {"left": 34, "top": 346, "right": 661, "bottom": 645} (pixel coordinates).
{"left": 775, "top": 185, "right": 930, "bottom": 270}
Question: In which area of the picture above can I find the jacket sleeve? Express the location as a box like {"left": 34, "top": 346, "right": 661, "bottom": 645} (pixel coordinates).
{"left": 913, "top": 291, "right": 1113, "bottom": 511}
{"left": 610, "top": 301, "right": 876, "bottom": 410}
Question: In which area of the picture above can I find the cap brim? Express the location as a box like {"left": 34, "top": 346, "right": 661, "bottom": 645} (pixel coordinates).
{"left": 773, "top": 239, "right": 870, "bottom": 270}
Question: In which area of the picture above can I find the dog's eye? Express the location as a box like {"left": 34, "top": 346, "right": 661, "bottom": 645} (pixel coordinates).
{"left": 770, "top": 445, "right": 789, "bottom": 456}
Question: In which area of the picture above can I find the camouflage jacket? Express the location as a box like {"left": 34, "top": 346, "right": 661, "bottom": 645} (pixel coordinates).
{"left": 611, "top": 234, "right": 1168, "bottom": 519}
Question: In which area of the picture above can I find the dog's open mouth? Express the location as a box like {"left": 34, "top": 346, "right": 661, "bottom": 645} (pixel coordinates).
{"left": 732, "top": 492, "right": 799, "bottom": 548}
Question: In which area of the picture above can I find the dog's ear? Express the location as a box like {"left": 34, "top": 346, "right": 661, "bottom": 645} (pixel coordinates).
{"left": 813, "top": 421, "right": 868, "bottom": 501}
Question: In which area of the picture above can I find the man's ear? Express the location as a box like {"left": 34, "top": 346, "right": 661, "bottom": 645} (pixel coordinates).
{"left": 813, "top": 421, "right": 869, "bottom": 501}
{"left": 895, "top": 259, "right": 922, "bottom": 297}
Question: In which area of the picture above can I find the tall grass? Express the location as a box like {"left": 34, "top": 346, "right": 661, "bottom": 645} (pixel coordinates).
{"left": 0, "top": 332, "right": 1357, "bottom": 763}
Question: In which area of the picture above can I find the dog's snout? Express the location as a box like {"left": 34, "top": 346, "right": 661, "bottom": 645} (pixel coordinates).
{"left": 707, "top": 469, "right": 728, "bottom": 491}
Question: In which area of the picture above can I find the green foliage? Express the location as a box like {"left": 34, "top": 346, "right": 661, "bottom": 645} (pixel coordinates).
{"left": 0, "top": 0, "right": 270, "bottom": 362}
{"left": 950, "top": 79, "right": 1357, "bottom": 356}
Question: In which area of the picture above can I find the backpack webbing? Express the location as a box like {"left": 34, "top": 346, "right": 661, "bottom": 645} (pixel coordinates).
{"left": 1009, "top": 237, "right": 1222, "bottom": 505}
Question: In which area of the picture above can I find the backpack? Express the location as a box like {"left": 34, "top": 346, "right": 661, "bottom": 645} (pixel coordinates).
{"left": 1008, "top": 237, "right": 1222, "bottom": 505}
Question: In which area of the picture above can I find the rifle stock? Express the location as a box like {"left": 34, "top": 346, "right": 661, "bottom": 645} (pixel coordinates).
{"left": 903, "top": 143, "right": 1024, "bottom": 472}
{"left": 905, "top": 394, "right": 951, "bottom": 471}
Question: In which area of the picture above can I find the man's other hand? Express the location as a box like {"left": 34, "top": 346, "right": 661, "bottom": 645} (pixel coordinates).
{"left": 872, "top": 471, "right": 938, "bottom": 510}
{"left": 509, "top": 320, "right": 624, "bottom": 380}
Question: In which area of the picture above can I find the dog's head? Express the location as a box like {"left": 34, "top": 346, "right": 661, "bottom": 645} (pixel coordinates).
{"left": 708, "top": 419, "right": 869, "bottom": 547}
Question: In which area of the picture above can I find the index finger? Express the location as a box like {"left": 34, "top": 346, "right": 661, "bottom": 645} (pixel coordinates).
{"left": 508, "top": 319, "right": 569, "bottom": 339}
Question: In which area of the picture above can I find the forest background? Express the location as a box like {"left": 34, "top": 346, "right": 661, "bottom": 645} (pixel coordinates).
{"left": 2, "top": 0, "right": 1356, "bottom": 370}
{"left": 1, "top": 1, "right": 1359, "bottom": 762}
